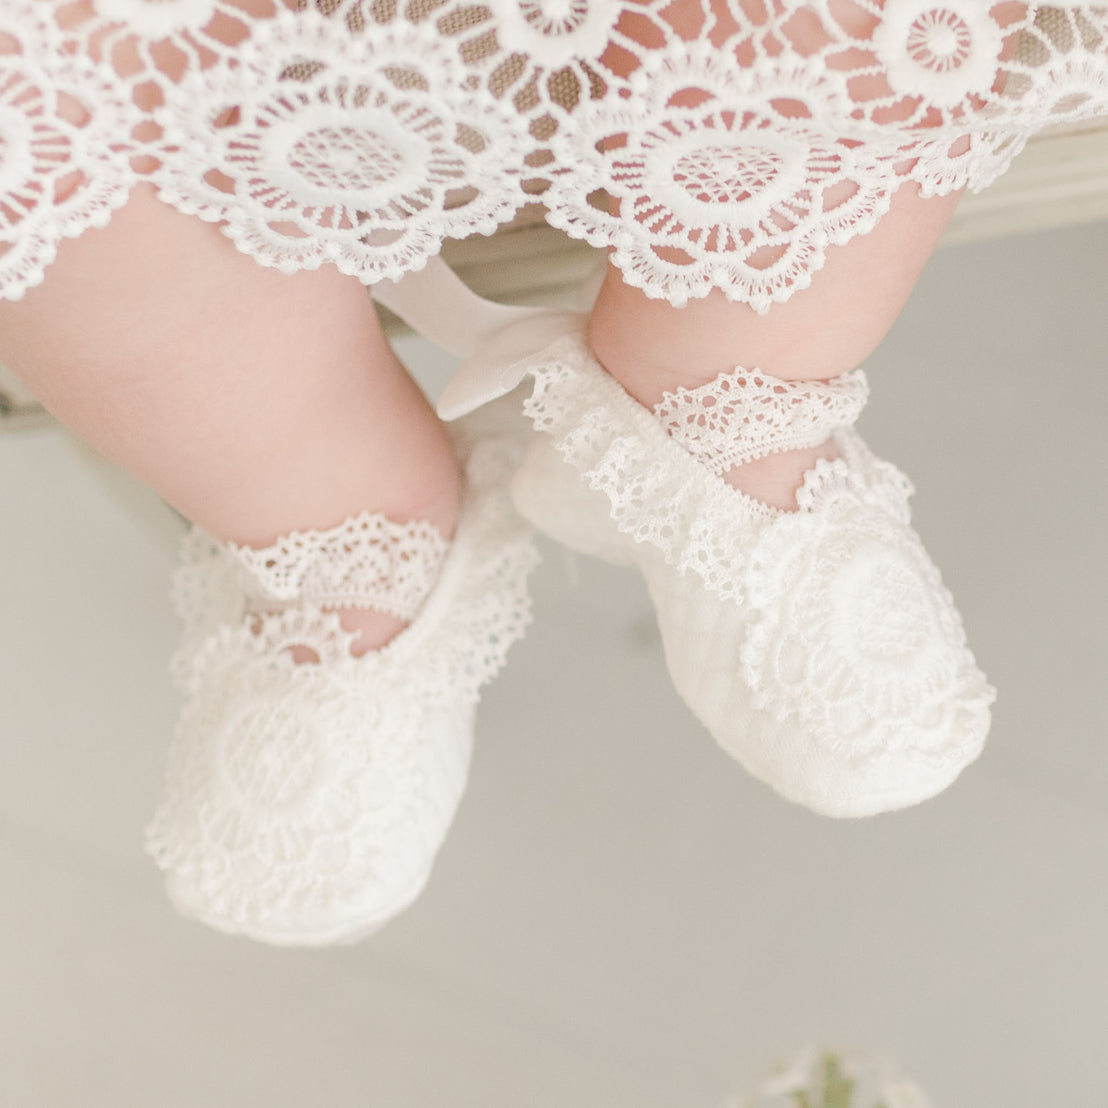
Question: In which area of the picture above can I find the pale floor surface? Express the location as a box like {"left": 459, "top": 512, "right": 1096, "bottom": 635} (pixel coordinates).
{"left": 0, "top": 221, "right": 1106, "bottom": 1107}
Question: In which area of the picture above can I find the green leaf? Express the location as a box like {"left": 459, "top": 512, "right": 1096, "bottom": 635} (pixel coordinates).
{"left": 821, "top": 1054, "right": 856, "bottom": 1108}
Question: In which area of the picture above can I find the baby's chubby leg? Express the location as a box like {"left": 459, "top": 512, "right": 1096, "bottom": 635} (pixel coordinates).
{"left": 587, "top": 0, "right": 983, "bottom": 507}
{"left": 0, "top": 183, "right": 460, "bottom": 654}
{"left": 588, "top": 183, "right": 961, "bottom": 508}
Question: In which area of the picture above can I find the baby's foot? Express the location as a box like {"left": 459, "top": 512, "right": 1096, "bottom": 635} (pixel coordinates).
{"left": 146, "top": 477, "right": 523, "bottom": 946}
{"left": 510, "top": 329, "right": 993, "bottom": 818}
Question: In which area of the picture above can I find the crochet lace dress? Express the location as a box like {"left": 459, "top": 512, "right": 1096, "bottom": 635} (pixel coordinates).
{"left": 4, "top": 1, "right": 1108, "bottom": 309}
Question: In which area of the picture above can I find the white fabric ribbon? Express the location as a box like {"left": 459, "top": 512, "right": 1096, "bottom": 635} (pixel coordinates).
{"left": 371, "top": 257, "right": 585, "bottom": 420}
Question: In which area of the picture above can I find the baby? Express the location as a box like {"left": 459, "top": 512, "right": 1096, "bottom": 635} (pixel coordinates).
{"left": 0, "top": 0, "right": 1100, "bottom": 943}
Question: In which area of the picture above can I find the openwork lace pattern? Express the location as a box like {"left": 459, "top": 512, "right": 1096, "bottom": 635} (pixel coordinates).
{"left": 653, "top": 366, "right": 871, "bottom": 474}
{"left": 225, "top": 512, "right": 450, "bottom": 620}
{"left": 3, "top": 1, "right": 1107, "bottom": 307}
{"left": 738, "top": 459, "right": 993, "bottom": 767}
{"left": 147, "top": 426, "right": 539, "bottom": 941}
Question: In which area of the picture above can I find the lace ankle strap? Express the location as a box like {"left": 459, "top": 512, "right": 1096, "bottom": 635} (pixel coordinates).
{"left": 653, "top": 366, "right": 869, "bottom": 475}
{"left": 225, "top": 510, "right": 450, "bottom": 621}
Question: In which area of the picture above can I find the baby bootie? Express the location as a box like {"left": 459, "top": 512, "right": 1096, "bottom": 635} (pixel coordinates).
{"left": 145, "top": 415, "right": 537, "bottom": 945}
{"left": 507, "top": 320, "right": 994, "bottom": 818}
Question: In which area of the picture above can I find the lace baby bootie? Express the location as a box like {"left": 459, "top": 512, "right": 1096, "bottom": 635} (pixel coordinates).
{"left": 507, "top": 321, "right": 994, "bottom": 818}
{"left": 145, "top": 419, "right": 537, "bottom": 945}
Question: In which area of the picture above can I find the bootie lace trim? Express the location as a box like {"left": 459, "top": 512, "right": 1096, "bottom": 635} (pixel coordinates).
{"left": 225, "top": 513, "right": 451, "bottom": 620}
{"left": 518, "top": 328, "right": 911, "bottom": 604}
{"left": 653, "top": 366, "right": 870, "bottom": 475}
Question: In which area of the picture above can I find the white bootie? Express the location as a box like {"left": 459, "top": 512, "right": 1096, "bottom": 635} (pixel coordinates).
{"left": 508, "top": 322, "right": 993, "bottom": 818}
{"left": 146, "top": 418, "right": 538, "bottom": 944}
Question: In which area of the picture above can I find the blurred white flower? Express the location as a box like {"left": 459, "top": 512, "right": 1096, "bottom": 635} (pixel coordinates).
{"left": 727, "top": 1048, "right": 936, "bottom": 1108}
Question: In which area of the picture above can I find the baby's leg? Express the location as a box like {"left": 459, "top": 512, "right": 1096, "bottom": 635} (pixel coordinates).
{"left": 587, "top": 183, "right": 961, "bottom": 508}
{"left": 0, "top": 183, "right": 459, "bottom": 654}
{"left": 587, "top": 0, "right": 988, "bottom": 507}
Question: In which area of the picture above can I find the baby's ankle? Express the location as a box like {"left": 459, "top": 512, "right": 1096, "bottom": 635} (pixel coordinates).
{"left": 233, "top": 500, "right": 456, "bottom": 664}
{"left": 720, "top": 440, "right": 840, "bottom": 511}
{"left": 640, "top": 360, "right": 866, "bottom": 512}
{"left": 334, "top": 607, "right": 410, "bottom": 657}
